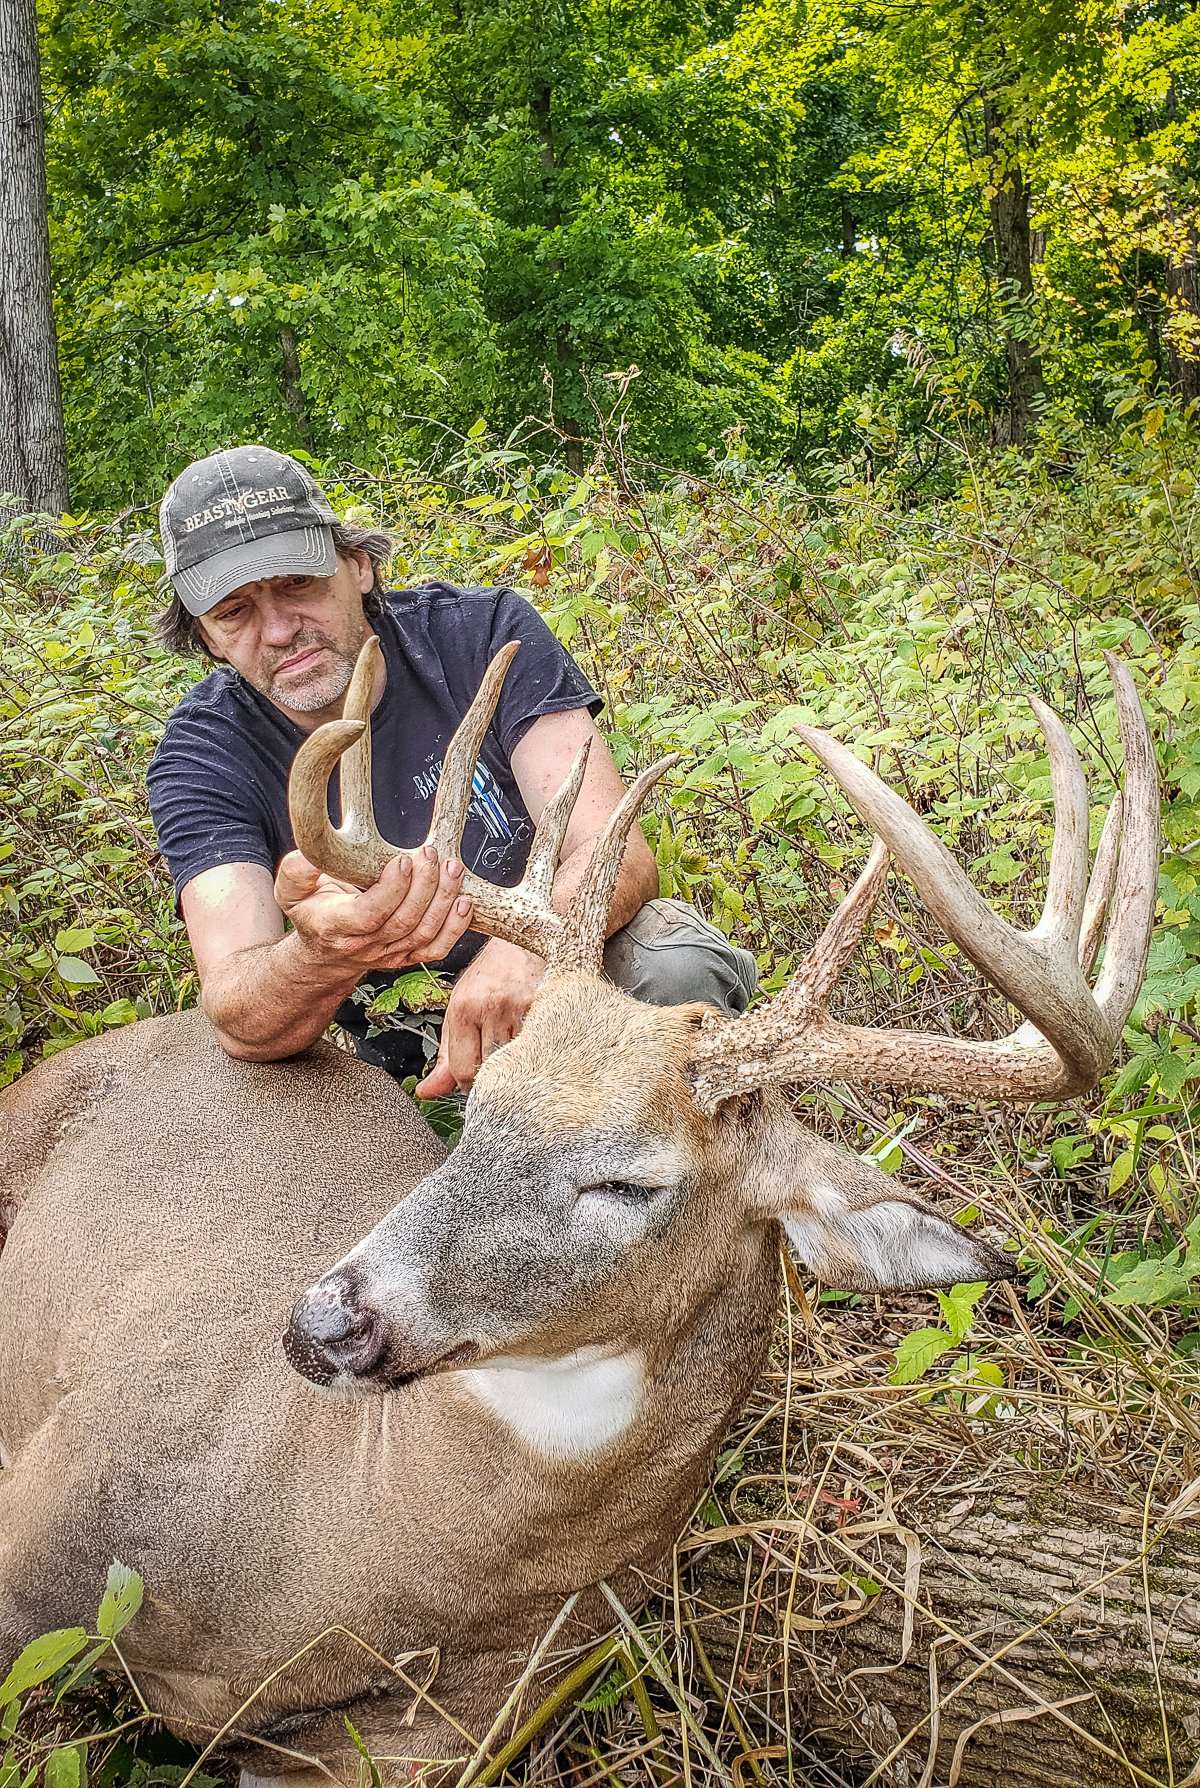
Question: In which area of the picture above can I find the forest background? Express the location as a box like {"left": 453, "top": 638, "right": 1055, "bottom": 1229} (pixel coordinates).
{"left": 3, "top": 0, "right": 1200, "bottom": 1781}
{"left": 15, "top": 0, "right": 1200, "bottom": 496}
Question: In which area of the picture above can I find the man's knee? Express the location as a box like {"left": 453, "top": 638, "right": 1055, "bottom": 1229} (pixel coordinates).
{"left": 602, "top": 899, "right": 757, "bottom": 1018}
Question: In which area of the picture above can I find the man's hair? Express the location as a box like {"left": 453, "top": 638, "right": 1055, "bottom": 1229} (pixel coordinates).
{"left": 154, "top": 521, "right": 396, "bottom": 658}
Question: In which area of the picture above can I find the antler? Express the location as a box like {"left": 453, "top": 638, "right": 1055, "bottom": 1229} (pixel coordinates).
{"left": 287, "top": 637, "right": 676, "bottom": 968}
{"left": 689, "top": 655, "right": 1159, "bottom": 1111}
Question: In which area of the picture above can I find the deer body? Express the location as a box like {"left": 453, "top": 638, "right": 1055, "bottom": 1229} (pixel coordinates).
{"left": 0, "top": 1004, "right": 776, "bottom": 1779}
{"left": 0, "top": 645, "right": 1158, "bottom": 1783}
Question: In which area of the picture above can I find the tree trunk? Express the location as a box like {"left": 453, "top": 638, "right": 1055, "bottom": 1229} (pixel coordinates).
{"left": 0, "top": 0, "right": 69, "bottom": 518}
{"left": 1163, "top": 205, "right": 1200, "bottom": 405}
{"left": 278, "top": 325, "right": 315, "bottom": 452}
{"left": 690, "top": 1475, "right": 1200, "bottom": 1786}
{"left": 982, "top": 97, "right": 1044, "bottom": 447}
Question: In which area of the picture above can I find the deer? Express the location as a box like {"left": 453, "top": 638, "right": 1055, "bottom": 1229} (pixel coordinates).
{"left": 0, "top": 644, "right": 1158, "bottom": 1787}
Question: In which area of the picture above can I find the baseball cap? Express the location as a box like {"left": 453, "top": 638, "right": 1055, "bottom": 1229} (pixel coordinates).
{"left": 159, "top": 445, "right": 339, "bottom": 616}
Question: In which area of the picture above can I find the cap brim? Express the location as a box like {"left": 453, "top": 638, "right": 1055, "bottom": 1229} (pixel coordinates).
{"left": 173, "top": 526, "right": 336, "bottom": 616}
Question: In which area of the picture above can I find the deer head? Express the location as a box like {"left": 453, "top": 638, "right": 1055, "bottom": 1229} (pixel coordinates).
{"left": 282, "top": 643, "right": 1158, "bottom": 1426}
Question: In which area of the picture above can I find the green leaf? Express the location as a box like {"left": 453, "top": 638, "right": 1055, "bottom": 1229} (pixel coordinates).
{"left": 0, "top": 1630, "right": 88, "bottom": 1705}
{"left": 1049, "top": 1135, "right": 1092, "bottom": 1173}
{"left": 1155, "top": 1052, "right": 1189, "bottom": 1099}
{"left": 96, "top": 1562, "right": 143, "bottom": 1640}
{"left": 368, "top": 969, "right": 450, "bottom": 1016}
{"left": 53, "top": 929, "right": 95, "bottom": 953}
{"left": 1106, "top": 1253, "right": 1193, "bottom": 1308}
{"left": 43, "top": 1748, "right": 82, "bottom": 1788}
{"left": 748, "top": 779, "right": 784, "bottom": 825}
{"left": 99, "top": 1000, "right": 138, "bottom": 1027}
{"left": 935, "top": 1282, "right": 985, "bottom": 1345}
{"left": 1108, "top": 1149, "right": 1135, "bottom": 1196}
{"left": 1107, "top": 1054, "right": 1154, "bottom": 1104}
{"left": 53, "top": 1641, "right": 110, "bottom": 1705}
{"left": 342, "top": 1719, "right": 382, "bottom": 1788}
{"left": 889, "top": 1328, "right": 955, "bottom": 1385}
{"left": 54, "top": 957, "right": 101, "bottom": 988}
{"left": 580, "top": 1663, "right": 629, "bottom": 1713}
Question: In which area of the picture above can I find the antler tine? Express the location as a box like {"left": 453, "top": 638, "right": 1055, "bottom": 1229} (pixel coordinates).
{"left": 290, "top": 639, "right": 573, "bottom": 955}
{"left": 803, "top": 838, "right": 891, "bottom": 1008}
{"left": 290, "top": 717, "right": 387, "bottom": 884}
{"left": 426, "top": 644, "right": 520, "bottom": 856}
{"left": 1080, "top": 793, "right": 1123, "bottom": 977}
{"left": 335, "top": 634, "right": 381, "bottom": 835}
{"left": 551, "top": 755, "right": 681, "bottom": 975}
{"left": 1091, "top": 653, "right": 1159, "bottom": 1026}
{"left": 1012, "top": 792, "right": 1122, "bottom": 1048}
{"left": 1025, "top": 695, "right": 1089, "bottom": 960}
{"left": 689, "top": 659, "right": 1159, "bottom": 1113}
{"left": 523, "top": 741, "right": 592, "bottom": 905}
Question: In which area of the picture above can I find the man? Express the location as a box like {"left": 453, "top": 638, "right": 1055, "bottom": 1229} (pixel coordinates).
{"left": 148, "top": 445, "right": 756, "bottom": 1095}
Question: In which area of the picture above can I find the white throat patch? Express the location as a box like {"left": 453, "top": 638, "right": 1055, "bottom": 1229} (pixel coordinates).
{"left": 464, "top": 1346, "right": 645, "bottom": 1460}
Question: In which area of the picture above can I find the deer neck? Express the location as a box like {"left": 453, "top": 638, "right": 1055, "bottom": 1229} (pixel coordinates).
{"left": 456, "top": 1343, "right": 646, "bottom": 1461}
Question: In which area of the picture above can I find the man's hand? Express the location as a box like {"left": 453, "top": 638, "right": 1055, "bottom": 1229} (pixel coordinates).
{"left": 415, "top": 939, "right": 546, "bottom": 1098}
{"left": 274, "top": 845, "right": 474, "bottom": 974}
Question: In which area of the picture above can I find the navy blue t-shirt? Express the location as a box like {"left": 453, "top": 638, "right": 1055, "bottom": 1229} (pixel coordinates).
{"left": 148, "top": 583, "right": 601, "bottom": 1023}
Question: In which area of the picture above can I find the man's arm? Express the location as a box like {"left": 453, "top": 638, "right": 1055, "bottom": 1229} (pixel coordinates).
{"left": 415, "top": 708, "right": 660, "bottom": 1096}
{"left": 184, "top": 851, "right": 475, "bottom": 1061}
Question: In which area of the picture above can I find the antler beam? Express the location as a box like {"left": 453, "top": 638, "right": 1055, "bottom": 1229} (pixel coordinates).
{"left": 689, "top": 656, "right": 1159, "bottom": 1111}
{"left": 288, "top": 637, "right": 675, "bottom": 971}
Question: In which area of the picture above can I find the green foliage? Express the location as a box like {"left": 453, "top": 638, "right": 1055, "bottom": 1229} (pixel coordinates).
{"left": 0, "top": 1566, "right": 150, "bottom": 1788}
{"left": 3, "top": 411, "right": 1200, "bottom": 1351}
{"left": 0, "top": 523, "right": 193, "bottom": 1074}
{"left": 1106, "top": 1214, "right": 1200, "bottom": 1310}
{"left": 888, "top": 1282, "right": 987, "bottom": 1386}
{"left": 39, "top": 0, "right": 1200, "bottom": 491}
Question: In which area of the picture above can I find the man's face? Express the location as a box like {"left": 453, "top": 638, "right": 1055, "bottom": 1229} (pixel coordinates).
{"left": 196, "top": 549, "right": 375, "bottom": 726}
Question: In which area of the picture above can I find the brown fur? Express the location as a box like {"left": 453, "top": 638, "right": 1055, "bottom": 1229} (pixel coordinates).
{"left": 0, "top": 1001, "right": 776, "bottom": 1784}
{"left": 0, "top": 980, "right": 1008, "bottom": 1783}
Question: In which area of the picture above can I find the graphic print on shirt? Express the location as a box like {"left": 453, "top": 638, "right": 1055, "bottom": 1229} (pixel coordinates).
{"left": 412, "top": 755, "right": 532, "bottom": 873}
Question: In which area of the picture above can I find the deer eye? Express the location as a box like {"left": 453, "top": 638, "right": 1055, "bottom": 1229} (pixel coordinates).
{"left": 580, "top": 1180, "right": 661, "bottom": 1202}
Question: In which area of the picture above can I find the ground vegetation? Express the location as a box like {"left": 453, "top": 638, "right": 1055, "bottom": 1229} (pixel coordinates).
{"left": 2, "top": 400, "right": 1198, "bottom": 1781}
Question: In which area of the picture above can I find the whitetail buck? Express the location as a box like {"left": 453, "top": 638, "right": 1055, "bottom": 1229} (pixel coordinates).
{"left": 0, "top": 645, "right": 1157, "bottom": 1786}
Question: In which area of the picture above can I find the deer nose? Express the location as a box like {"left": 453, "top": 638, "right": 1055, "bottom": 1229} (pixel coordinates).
{"left": 283, "top": 1276, "right": 385, "bottom": 1384}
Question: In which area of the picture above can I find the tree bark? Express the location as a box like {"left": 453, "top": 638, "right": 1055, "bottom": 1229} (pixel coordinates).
{"left": 0, "top": 0, "right": 69, "bottom": 518}
{"left": 278, "top": 325, "right": 315, "bottom": 452}
{"left": 1163, "top": 205, "right": 1200, "bottom": 405}
{"left": 690, "top": 1474, "right": 1200, "bottom": 1785}
{"left": 982, "top": 97, "right": 1044, "bottom": 447}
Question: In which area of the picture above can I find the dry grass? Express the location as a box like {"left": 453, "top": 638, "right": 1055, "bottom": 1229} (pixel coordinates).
{"left": 6, "top": 436, "right": 1200, "bottom": 1784}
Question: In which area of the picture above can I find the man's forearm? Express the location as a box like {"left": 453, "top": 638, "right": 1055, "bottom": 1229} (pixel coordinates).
{"left": 202, "top": 930, "right": 362, "bottom": 1061}
{"left": 550, "top": 834, "right": 659, "bottom": 929}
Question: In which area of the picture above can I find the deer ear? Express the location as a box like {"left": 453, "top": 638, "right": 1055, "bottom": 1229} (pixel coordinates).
{"left": 749, "top": 1123, "right": 1014, "bottom": 1292}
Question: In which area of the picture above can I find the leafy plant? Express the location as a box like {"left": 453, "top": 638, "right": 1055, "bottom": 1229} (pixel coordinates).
{"left": 0, "top": 1565, "right": 143, "bottom": 1785}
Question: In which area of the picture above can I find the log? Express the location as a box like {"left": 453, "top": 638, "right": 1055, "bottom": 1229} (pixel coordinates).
{"left": 685, "top": 1443, "right": 1200, "bottom": 1786}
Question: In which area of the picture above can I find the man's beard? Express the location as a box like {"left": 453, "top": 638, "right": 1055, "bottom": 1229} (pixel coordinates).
{"left": 255, "top": 629, "right": 357, "bottom": 712}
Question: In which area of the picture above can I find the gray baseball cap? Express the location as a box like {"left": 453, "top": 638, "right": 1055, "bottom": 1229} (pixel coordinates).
{"left": 159, "top": 445, "right": 339, "bottom": 616}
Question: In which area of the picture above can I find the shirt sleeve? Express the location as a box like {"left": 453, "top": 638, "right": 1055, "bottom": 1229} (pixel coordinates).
{"left": 147, "top": 705, "right": 277, "bottom": 901}
{"left": 478, "top": 586, "right": 603, "bottom": 758}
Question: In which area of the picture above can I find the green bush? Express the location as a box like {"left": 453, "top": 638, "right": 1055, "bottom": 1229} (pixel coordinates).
{"left": 3, "top": 413, "right": 1199, "bottom": 1347}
